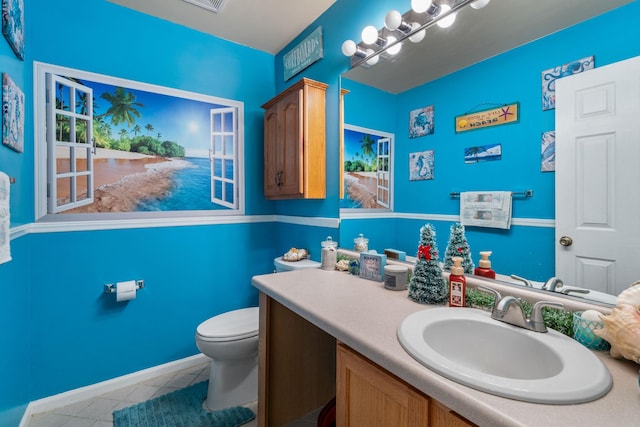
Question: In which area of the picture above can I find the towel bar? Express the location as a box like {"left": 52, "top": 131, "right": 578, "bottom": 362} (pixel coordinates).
{"left": 450, "top": 190, "right": 533, "bottom": 198}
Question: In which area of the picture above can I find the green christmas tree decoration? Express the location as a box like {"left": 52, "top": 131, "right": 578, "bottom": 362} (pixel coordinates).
{"left": 408, "top": 223, "right": 448, "bottom": 305}
{"left": 443, "top": 223, "right": 475, "bottom": 274}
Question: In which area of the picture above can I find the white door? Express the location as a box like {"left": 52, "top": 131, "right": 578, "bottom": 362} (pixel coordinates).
{"left": 556, "top": 55, "right": 640, "bottom": 296}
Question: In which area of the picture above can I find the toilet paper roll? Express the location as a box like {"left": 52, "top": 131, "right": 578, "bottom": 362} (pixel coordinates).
{"left": 116, "top": 280, "right": 137, "bottom": 302}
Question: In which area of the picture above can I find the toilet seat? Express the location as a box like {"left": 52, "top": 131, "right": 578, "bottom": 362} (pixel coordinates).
{"left": 196, "top": 307, "right": 259, "bottom": 342}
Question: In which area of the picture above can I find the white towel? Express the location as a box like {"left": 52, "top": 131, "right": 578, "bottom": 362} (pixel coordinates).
{"left": 0, "top": 172, "right": 11, "bottom": 264}
{"left": 459, "top": 191, "right": 512, "bottom": 230}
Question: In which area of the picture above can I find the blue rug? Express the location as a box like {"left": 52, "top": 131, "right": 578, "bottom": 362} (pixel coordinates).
{"left": 113, "top": 381, "right": 255, "bottom": 427}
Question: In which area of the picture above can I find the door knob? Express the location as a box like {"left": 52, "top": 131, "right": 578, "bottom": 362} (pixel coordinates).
{"left": 559, "top": 236, "right": 573, "bottom": 247}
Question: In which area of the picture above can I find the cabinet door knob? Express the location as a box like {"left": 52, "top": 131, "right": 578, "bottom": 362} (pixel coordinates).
{"left": 559, "top": 236, "right": 573, "bottom": 247}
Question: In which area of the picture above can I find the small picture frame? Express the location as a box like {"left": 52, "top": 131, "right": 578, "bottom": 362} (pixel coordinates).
{"left": 409, "top": 105, "right": 434, "bottom": 138}
{"left": 2, "top": 72, "right": 24, "bottom": 153}
{"left": 359, "top": 252, "right": 387, "bottom": 282}
{"left": 2, "top": 0, "right": 24, "bottom": 60}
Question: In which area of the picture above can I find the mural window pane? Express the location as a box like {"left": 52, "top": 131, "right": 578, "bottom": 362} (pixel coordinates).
{"left": 224, "top": 135, "right": 234, "bottom": 155}
{"left": 224, "top": 159, "right": 234, "bottom": 180}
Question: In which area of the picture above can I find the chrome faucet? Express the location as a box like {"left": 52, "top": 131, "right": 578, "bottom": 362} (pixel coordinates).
{"left": 542, "top": 277, "right": 564, "bottom": 292}
{"left": 560, "top": 286, "right": 590, "bottom": 296}
{"left": 477, "top": 286, "right": 564, "bottom": 333}
{"left": 510, "top": 274, "right": 533, "bottom": 287}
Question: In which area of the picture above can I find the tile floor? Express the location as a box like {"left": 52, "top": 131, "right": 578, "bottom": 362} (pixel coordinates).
{"left": 27, "top": 360, "right": 321, "bottom": 427}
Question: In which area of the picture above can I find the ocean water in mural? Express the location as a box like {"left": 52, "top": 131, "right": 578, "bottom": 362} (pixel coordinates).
{"left": 137, "top": 157, "right": 227, "bottom": 211}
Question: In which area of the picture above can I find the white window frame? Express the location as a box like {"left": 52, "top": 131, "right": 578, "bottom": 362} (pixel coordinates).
{"left": 34, "top": 62, "right": 245, "bottom": 222}
{"left": 210, "top": 107, "right": 237, "bottom": 209}
{"left": 376, "top": 137, "right": 391, "bottom": 209}
{"left": 341, "top": 124, "right": 394, "bottom": 213}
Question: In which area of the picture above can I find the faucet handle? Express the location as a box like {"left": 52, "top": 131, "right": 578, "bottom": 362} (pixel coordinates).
{"left": 477, "top": 286, "right": 502, "bottom": 311}
{"left": 530, "top": 301, "right": 565, "bottom": 332}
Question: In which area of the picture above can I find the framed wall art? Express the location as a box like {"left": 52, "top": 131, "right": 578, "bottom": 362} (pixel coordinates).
{"left": 541, "top": 130, "right": 555, "bottom": 172}
{"left": 2, "top": 73, "right": 24, "bottom": 153}
{"left": 2, "top": 0, "right": 24, "bottom": 60}
{"left": 409, "top": 149, "right": 434, "bottom": 181}
{"left": 542, "top": 56, "right": 594, "bottom": 111}
{"left": 409, "top": 105, "right": 434, "bottom": 138}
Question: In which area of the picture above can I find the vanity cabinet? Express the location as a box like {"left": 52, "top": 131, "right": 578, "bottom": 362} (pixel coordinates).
{"left": 258, "top": 293, "right": 475, "bottom": 427}
{"left": 337, "top": 343, "right": 475, "bottom": 427}
{"left": 262, "top": 78, "right": 327, "bottom": 199}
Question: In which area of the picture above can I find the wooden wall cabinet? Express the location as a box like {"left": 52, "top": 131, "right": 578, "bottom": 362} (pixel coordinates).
{"left": 262, "top": 78, "right": 328, "bottom": 199}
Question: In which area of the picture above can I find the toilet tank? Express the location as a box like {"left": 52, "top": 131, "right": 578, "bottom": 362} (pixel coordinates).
{"left": 274, "top": 256, "right": 321, "bottom": 272}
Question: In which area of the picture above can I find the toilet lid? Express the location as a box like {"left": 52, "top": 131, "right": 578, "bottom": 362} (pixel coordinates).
{"left": 196, "top": 307, "right": 259, "bottom": 341}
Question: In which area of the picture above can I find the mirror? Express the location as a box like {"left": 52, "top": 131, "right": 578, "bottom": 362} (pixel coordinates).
{"left": 339, "top": 0, "right": 635, "bottom": 306}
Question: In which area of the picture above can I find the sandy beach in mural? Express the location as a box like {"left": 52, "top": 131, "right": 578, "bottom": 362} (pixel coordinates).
{"left": 345, "top": 171, "right": 380, "bottom": 208}
{"left": 60, "top": 148, "right": 192, "bottom": 213}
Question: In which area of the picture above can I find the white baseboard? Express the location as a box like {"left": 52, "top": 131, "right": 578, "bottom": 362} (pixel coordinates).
{"left": 19, "top": 353, "right": 208, "bottom": 427}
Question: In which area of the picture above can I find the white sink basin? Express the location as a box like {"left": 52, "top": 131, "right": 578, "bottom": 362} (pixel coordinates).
{"left": 397, "top": 307, "right": 612, "bottom": 404}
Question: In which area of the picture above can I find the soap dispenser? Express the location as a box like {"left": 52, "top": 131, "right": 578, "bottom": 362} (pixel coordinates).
{"left": 449, "top": 257, "right": 466, "bottom": 307}
{"left": 474, "top": 251, "right": 496, "bottom": 279}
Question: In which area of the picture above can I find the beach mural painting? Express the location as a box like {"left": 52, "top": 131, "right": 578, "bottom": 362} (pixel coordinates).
{"left": 47, "top": 70, "right": 242, "bottom": 215}
{"left": 464, "top": 143, "right": 502, "bottom": 164}
{"left": 409, "top": 150, "right": 434, "bottom": 181}
{"left": 342, "top": 125, "right": 394, "bottom": 210}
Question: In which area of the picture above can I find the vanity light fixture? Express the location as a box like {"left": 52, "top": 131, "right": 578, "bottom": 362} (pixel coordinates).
{"left": 436, "top": 4, "right": 456, "bottom": 28}
{"left": 342, "top": 0, "right": 491, "bottom": 69}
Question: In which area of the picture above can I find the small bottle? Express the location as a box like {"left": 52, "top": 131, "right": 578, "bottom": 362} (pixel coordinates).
{"left": 474, "top": 251, "right": 496, "bottom": 279}
{"left": 449, "top": 257, "right": 466, "bottom": 307}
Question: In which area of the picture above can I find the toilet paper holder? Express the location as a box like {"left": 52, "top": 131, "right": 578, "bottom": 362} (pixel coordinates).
{"left": 104, "top": 280, "right": 145, "bottom": 294}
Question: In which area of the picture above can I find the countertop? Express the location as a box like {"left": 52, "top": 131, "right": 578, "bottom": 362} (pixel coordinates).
{"left": 252, "top": 268, "right": 639, "bottom": 427}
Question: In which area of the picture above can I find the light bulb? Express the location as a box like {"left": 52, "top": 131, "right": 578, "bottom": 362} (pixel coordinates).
{"left": 365, "top": 49, "right": 379, "bottom": 66}
{"left": 361, "top": 25, "right": 380, "bottom": 45}
{"left": 470, "top": 0, "right": 490, "bottom": 9}
{"left": 384, "top": 10, "right": 402, "bottom": 31}
{"left": 411, "top": 0, "right": 433, "bottom": 14}
{"left": 408, "top": 22, "right": 426, "bottom": 43}
{"left": 385, "top": 36, "right": 402, "bottom": 56}
{"left": 436, "top": 4, "right": 457, "bottom": 28}
{"left": 341, "top": 40, "right": 357, "bottom": 57}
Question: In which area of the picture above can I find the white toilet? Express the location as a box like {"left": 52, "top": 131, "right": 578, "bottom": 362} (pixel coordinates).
{"left": 195, "top": 307, "right": 259, "bottom": 411}
{"left": 273, "top": 256, "right": 321, "bottom": 272}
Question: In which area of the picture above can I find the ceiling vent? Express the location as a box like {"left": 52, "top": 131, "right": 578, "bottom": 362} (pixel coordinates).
{"left": 181, "top": 0, "right": 230, "bottom": 13}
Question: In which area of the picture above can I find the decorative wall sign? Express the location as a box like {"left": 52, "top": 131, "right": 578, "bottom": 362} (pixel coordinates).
{"left": 2, "top": 73, "right": 24, "bottom": 153}
{"left": 2, "top": 0, "right": 24, "bottom": 60}
{"left": 455, "top": 103, "right": 519, "bottom": 133}
{"left": 283, "top": 26, "right": 323, "bottom": 81}
{"left": 409, "top": 149, "right": 434, "bottom": 181}
{"left": 542, "top": 56, "right": 594, "bottom": 111}
{"left": 541, "top": 130, "right": 555, "bottom": 172}
{"left": 464, "top": 143, "right": 501, "bottom": 164}
{"left": 409, "top": 105, "right": 434, "bottom": 138}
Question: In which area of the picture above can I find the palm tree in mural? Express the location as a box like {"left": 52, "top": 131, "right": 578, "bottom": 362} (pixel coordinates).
{"left": 157, "top": 132, "right": 162, "bottom": 140}
{"left": 360, "top": 134, "right": 376, "bottom": 171}
{"left": 97, "top": 87, "right": 144, "bottom": 128}
{"left": 145, "top": 123, "right": 154, "bottom": 135}
{"left": 118, "top": 128, "right": 129, "bottom": 140}
{"left": 132, "top": 124, "right": 141, "bottom": 136}
{"left": 464, "top": 146, "right": 481, "bottom": 163}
